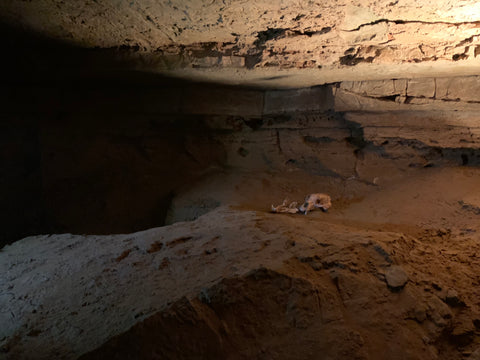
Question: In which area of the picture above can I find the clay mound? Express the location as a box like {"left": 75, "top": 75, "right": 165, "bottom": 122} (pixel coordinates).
{"left": 4, "top": 167, "right": 480, "bottom": 359}
{"left": 81, "top": 268, "right": 325, "bottom": 359}
{"left": 81, "top": 264, "right": 432, "bottom": 360}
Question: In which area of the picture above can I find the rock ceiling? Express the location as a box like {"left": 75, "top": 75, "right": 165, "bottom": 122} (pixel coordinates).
{"left": 3, "top": 0, "right": 480, "bottom": 86}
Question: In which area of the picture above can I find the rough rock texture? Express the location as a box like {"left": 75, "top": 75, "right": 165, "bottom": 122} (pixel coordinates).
{"left": 3, "top": 166, "right": 480, "bottom": 360}
{"left": 3, "top": 1, "right": 480, "bottom": 86}
{"left": 385, "top": 265, "right": 409, "bottom": 289}
{"left": 3, "top": 3, "right": 480, "bottom": 359}
{"left": 6, "top": 72, "right": 480, "bottom": 244}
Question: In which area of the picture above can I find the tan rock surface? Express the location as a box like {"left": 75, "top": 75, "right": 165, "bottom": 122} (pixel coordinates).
{"left": 2, "top": 167, "right": 480, "bottom": 359}
{"left": 3, "top": 3, "right": 480, "bottom": 358}
{"left": 3, "top": 1, "right": 480, "bottom": 86}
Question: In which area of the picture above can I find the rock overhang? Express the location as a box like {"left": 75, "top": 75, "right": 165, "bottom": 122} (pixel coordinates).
{"left": 3, "top": 0, "right": 480, "bottom": 87}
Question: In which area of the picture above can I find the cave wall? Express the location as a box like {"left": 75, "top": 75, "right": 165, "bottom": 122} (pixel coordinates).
{"left": 0, "top": 115, "right": 43, "bottom": 245}
{"left": 1, "top": 81, "right": 229, "bottom": 246}
{"left": 3, "top": 0, "right": 480, "bottom": 76}
{"left": 4, "top": 73, "right": 480, "bottom": 246}
{"left": 1, "top": 77, "right": 335, "bottom": 245}
{"left": 3, "top": 24, "right": 480, "bottom": 246}
{"left": 336, "top": 77, "right": 480, "bottom": 167}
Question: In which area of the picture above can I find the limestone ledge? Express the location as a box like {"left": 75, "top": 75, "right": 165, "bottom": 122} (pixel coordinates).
{"left": 336, "top": 76, "right": 480, "bottom": 112}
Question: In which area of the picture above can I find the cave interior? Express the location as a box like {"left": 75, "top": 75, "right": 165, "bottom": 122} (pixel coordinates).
{"left": 2, "top": 1, "right": 480, "bottom": 359}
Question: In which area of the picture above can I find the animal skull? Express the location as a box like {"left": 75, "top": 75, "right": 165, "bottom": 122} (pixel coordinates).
{"left": 298, "top": 193, "right": 331, "bottom": 214}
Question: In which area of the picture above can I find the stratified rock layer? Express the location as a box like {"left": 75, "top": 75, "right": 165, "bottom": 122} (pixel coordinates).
{"left": 3, "top": 0, "right": 480, "bottom": 86}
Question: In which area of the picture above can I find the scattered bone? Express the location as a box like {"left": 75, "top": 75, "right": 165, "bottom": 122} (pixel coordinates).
{"left": 271, "top": 193, "right": 332, "bottom": 215}
{"left": 271, "top": 199, "right": 299, "bottom": 214}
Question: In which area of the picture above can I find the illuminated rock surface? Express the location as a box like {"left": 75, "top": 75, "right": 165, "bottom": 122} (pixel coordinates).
{"left": 3, "top": 0, "right": 480, "bottom": 86}
{"left": 2, "top": 1, "right": 480, "bottom": 359}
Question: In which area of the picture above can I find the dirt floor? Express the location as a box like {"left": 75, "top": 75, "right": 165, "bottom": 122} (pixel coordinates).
{"left": 2, "top": 166, "right": 480, "bottom": 359}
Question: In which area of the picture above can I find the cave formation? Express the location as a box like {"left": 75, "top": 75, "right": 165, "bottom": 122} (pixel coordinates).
{"left": 2, "top": 1, "right": 480, "bottom": 359}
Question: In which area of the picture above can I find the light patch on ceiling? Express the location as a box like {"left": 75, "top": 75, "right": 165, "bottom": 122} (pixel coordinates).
{"left": 436, "top": 1, "right": 480, "bottom": 22}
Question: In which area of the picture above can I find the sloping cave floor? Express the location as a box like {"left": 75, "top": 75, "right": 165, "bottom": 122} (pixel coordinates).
{"left": 2, "top": 164, "right": 480, "bottom": 359}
